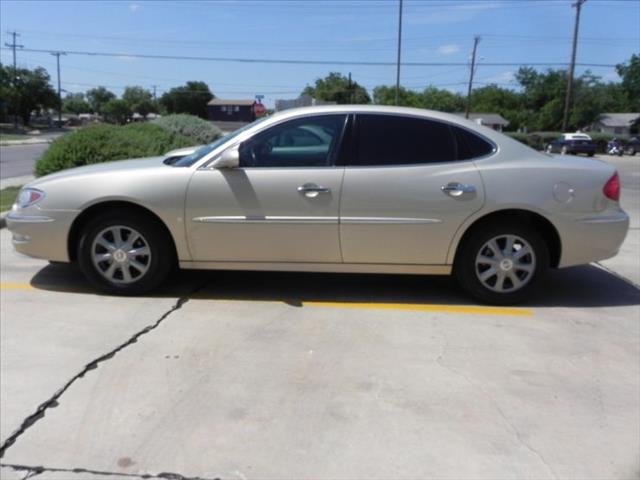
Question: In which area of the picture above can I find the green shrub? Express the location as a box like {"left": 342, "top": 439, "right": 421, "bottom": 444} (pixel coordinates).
{"left": 35, "top": 123, "right": 194, "bottom": 177}
{"left": 153, "top": 114, "right": 223, "bottom": 144}
{"left": 504, "top": 132, "right": 537, "bottom": 149}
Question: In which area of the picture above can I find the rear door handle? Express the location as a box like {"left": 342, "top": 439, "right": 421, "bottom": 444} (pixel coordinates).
{"left": 298, "top": 183, "right": 331, "bottom": 198}
{"left": 441, "top": 182, "right": 476, "bottom": 197}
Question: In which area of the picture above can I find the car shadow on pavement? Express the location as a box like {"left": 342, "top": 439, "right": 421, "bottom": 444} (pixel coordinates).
{"left": 28, "top": 262, "right": 640, "bottom": 309}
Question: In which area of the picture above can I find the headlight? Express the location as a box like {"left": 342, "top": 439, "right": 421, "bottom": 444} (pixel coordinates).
{"left": 17, "top": 188, "right": 45, "bottom": 208}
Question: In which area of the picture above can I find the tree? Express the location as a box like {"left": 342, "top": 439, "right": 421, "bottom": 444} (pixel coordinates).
{"left": 373, "top": 85, "right": 423, "bottom": 107}
{"left": 86, "top": 86, "right": 116, "bottom": 115}
{"left": 302, "top": 72, "right": 370, "bottom": 104}
{"left": 0, "top": 63, "right": 57, "bottom": 125}
{"left": 62, "top": 92, "right": 91, "bottom": 115}
{"left": 103, "top": 99, "right": 132, "bottom": 125}
{"left": 616, "top": 54, "right": 640, "bottom": 112}
{"left": 421, "top": 86, "right": 465, "bottom": 112}
{"left": 470, "top": 85, "right": 524, "bottom": 130}
{"left": 159, "top": 81, "right": 213, "bottom": 118}
{"left": 122, "top": 86, "right": 155, "bottom": 118}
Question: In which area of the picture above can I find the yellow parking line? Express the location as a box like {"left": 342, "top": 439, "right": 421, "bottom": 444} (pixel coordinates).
{"left": 304, "top": 301, "right": 533, "bottom": 316}
{"left": 0, "top": 282, "right": 35, "bottom": 290}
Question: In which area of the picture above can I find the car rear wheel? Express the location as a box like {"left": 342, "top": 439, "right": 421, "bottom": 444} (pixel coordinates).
{"left": 77, "top": 211, "right": 174, "bottom": 295}
{"left": 625, "top": 147, "right": 636, "bottom": 156}
{"left": 454, "top": 223, "right": 549, "bottom": 305}
{"left": 561, "top": 145, "right": 568, "bottom": 155}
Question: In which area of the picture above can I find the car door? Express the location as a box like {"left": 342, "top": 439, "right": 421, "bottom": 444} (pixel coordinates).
{"left": 185, "top": 114, "right": 347, "bottom": 263}
{"left": 339, "top": 113, "right": 488, "bottom": 265}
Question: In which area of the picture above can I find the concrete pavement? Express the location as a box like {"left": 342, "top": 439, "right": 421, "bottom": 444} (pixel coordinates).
{"left": 0, "top": 144, "right": 49, "bottom": 181}
{"left": 0, "top": 155, "right": 638, "bottom": 479}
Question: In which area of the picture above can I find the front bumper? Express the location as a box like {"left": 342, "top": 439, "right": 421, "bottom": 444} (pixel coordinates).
{"left": 557, "top": 210, "right": 630, "bottom": 267}
{"left": 6, "top": 209, "right": 78, "bottom": 262}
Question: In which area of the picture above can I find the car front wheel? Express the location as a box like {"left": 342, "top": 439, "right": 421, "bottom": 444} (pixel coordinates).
{"left": 77, "top": 211, "right": 174, "bottom": 295}
{"left": 455, "top": 223, "right": 549, "bottom": 304}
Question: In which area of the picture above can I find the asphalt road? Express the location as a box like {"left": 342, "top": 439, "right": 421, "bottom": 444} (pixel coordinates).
{"left": 0, "top": 155, "right": 638, "bottom": 480}
{"left": 0, "top": 144, "right": 49, "bottom": 180}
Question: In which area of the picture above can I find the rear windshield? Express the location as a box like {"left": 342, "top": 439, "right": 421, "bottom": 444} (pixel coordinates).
{"left": 173, "top": 117, "right": 269, "bottom": 167}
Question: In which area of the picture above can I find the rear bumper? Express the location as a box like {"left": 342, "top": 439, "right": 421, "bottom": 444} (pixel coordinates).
{"left": 6, "top": 209, "right": 77, "bottom": 262}
{"left": 557, "top": 210, "right": 630, "bottom": 267}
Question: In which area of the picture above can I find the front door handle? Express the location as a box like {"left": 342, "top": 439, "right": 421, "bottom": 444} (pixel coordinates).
{"left": 298, "top": 183, "right": 331, "bottom": 198}
{"left": 441, "top": 182, "right": 476, "bottom": 197}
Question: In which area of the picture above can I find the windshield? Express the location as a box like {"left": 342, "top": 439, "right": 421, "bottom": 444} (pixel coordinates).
{"left": 173, "top": 117, "right": 269, "bottom": 167}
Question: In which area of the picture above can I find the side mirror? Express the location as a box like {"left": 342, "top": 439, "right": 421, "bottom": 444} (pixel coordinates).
{"left": 212, "top": 146, "right": 240, "bottom": 169}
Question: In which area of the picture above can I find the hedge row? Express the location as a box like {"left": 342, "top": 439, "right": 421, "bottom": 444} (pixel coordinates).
{"left": 35, "top": 114, "right": 219, "bottom": 177}
{"left": 504, "top": 131, "right": 629, "bottom": 153}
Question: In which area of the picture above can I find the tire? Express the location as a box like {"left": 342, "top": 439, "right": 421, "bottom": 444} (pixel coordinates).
{"left": 561, "top": 146, "right": 568, "bottom": 155}
{"left": 77, "top": 211, "right": 175, "bottom": 295}
{"left": 625, "top": 147, "right": 636, "bottom": 156}
{"left": 454, "top": 222, "right": 549, "bottom": 305}
{"left": 588, "top": 152, "right": 595, "bottom": 157}
{"left": 546, "top": 145, "right": 553, "bottom": 154}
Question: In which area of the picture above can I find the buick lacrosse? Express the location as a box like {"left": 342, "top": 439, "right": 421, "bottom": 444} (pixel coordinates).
{"left": 7, "top": 106, "right": 629, "bottom": 304}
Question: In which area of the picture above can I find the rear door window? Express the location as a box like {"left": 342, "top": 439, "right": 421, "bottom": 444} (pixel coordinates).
{"left": 351, "top": 114, "right": 457, "bottom": 166}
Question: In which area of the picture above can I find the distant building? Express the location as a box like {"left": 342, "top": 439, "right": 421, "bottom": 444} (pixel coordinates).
{"left": 457, "top": 113, "right": 510, "bottom": 132}
{"left": 208, "top": 99, "right": 256, "bottom": 122}
{"left": 275, "top": 95, "right": 336, "bottom": 112}
{"left": 590, "top": 113, "right": 640, "bottom": 136}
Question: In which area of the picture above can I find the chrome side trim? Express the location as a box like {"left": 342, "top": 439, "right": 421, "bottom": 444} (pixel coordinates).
{"left": 180, "top": 260, "right": 452, "bottom": 275}
{"left": 341, "top": 217, "right": 443, "bottom": 224}
{"left": 192, "top": 216, "right": 442, "bottom": 225}
{"left": 6, "top": 213, "right": 54, "bottom": 223}
{"left": 192, "top": 216, "right": 337, "bottom": 224}
{"left": 575, "top": 214, "right": 629, "bottom": 224}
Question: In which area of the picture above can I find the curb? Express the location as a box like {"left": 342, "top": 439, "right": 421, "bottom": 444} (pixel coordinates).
{"left": 0, "top": 138, "right": 53, "bottom": 147}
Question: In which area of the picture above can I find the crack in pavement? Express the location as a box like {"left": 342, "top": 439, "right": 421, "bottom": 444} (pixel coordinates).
{"left": 0, "top": 285, "right": 206, "bottom": 459}
{"left": 435, "top": 335, "right": 558, "bottom": 479}
{"left": 1, "top": 462, "right": 221, "bottom": 480}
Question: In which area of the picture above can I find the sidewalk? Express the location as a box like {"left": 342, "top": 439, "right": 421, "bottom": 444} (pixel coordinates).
{"left": 0, "top": 137, "right": 54, "bottom": 147}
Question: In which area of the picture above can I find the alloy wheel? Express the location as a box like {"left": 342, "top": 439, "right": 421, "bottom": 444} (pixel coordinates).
{"left": 91, "top": 225, "right": 151, "bottom": 284}
{"left": 475, "top": 234, "right": 536, "bottom": 293}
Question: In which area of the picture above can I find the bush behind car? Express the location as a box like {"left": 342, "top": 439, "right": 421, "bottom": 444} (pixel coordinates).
{"left": 35, "top": 123, "right": 194, "bottom": 177}
{"left": 153, "top": 114, "right": 223, "bottom": 144}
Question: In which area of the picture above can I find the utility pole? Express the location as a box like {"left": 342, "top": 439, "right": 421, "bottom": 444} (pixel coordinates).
{"left": 5, "top": 31, "right": 23, "bottom": 129}
{"left": 348, "top": 72, "right": 353, "bottom": 104}
{"left": 51, "top": 51, "right": 66, "bottom": 126}
{"left": 465, "top": 35, "right": 481, "bottom": 119}
{"left": 151, "top": 84, "right": 158, "bottom": 101}
{"left": 562, "top": 0, "right": 586, "bottom": 132}
{"left": 395, "top": 0, "right": 403, "bottom": 105}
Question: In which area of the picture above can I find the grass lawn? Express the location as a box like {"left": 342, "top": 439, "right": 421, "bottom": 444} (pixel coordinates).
{"left": 0, "top": 186, "right": 21, "bottom": 212}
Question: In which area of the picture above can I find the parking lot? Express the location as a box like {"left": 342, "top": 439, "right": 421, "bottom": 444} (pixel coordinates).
{"left": 1, "top": 155, "right": 638, "bottom": 480}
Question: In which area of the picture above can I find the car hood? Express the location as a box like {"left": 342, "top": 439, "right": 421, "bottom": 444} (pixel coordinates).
{"left": 28, "top": 156, "right": 168, "bottom": 188}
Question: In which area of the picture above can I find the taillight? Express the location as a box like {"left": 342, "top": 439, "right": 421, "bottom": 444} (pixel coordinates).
{"left": 603, "top": 172, "right": 620, "bottom": 202}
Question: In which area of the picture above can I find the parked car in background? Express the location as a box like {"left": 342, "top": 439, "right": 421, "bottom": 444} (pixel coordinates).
{"left": 6, "top": 106, "right": 629, "bottom": 304}
{"left": 624, "top": 137, "right": 639, "bottom": 156}
{"left": 546, "top": 133, "right": 596, "bottom": 156}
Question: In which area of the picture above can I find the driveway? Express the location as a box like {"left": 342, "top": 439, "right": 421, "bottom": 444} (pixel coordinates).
{"left": 0, "top": 155, "right": 638, "bottom": 480}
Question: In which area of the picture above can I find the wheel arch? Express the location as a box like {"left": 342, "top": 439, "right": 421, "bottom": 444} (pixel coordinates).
{"left": 450, "top": 209, "right": 562, "bottom": 268}
{"left": 67, "top": 200, "right": 178, "bottom": 262}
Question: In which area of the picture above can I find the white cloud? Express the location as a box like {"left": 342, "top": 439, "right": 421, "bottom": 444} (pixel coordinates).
{"left": 129, "top": 3, "right": 140, "bottom": 12}
{"left": 438, "top": 44, "right": 461, "bottom": 55}
{"left": 480, "top": 71, "right": 516, "bottom": 84}
{"left": 116, "top": 54, "right": 136, "bottom": 62}
{"left": 407, "top": 2, "right": 500, "bottom": 25}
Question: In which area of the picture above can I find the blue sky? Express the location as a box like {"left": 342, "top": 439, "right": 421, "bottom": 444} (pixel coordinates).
{"left": 1, "top": 0, "right": 639, "bottom": 107}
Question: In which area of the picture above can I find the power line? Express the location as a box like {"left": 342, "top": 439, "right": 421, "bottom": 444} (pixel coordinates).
{"left": 0, "top": 47, "right": 618, "bottom": 68}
